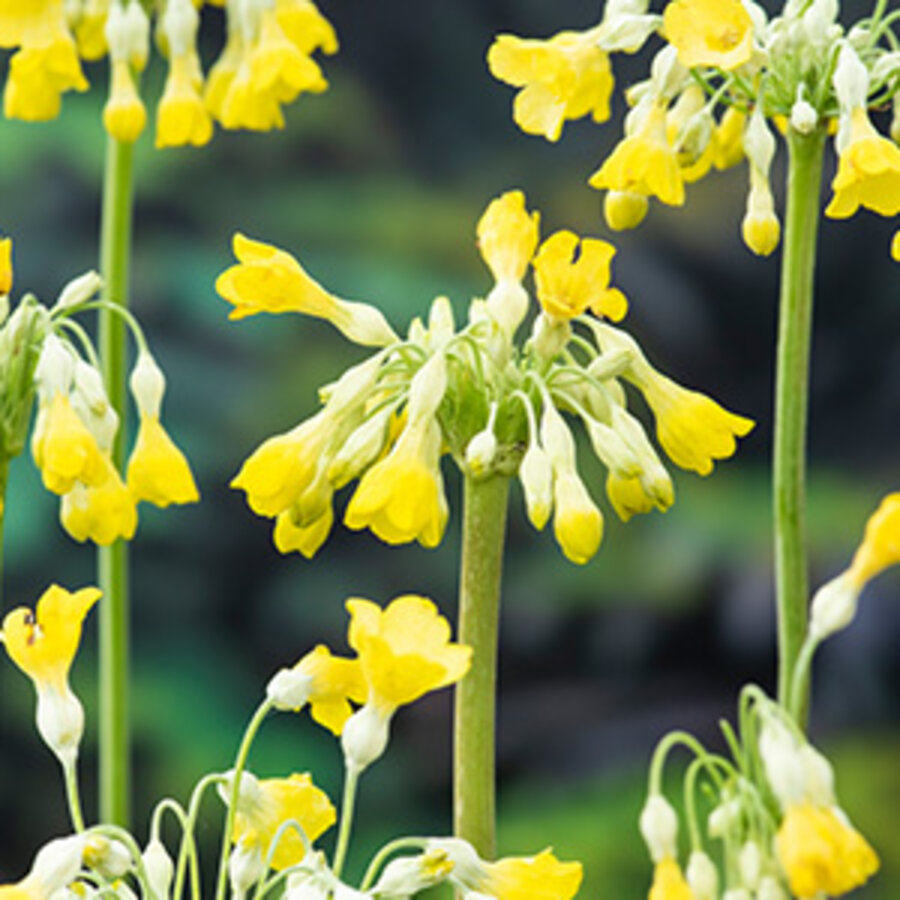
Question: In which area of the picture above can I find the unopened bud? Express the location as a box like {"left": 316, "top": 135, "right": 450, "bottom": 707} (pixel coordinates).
{"left": 686, "top": 851, "right": 718, "bottom": 900}
{"left": 790, "top": 97, "right": 818, "bottom": 135}
{"left": 427, "top": 296, "right": 455, "bottom": 346}
{"left": 35, "top": 333, "right": 75, "bottom": 397}
{"left": 604, "top": 190, "right": 649, "bottom": 231}
{"left": 55, "top": 271, "right": 102, "bottom": 312}
{"left": 639, "top": 793, "right": 678, "bottom": 862}
{"left": 833, "top": 43, "right": 869, "bottom": 112}
{"left": 266, "top": 667, "right": 314, "bottom": 712}
{"left": 36, "top": 684, "right": 84, "bottom": 768}
{"left": 519, "top": 441, "right": 553, "bottom": 531}
{"left": 738, "top": 841, "right": 762, "bottom": 889}
{"left": 129, "top": 352, "right": 166, "bottom": 419}
{"left": 809, "top": 570, "right": 860, "bottom": 642}
{"left": 84, "top": 836, "right": 132, "bottom": 880}
{"left": 341, "top": 703, "right": 390, "bottom": 774}
{"left": 229, "top": 839, "right": 266, "bottom": 900}
{"left": 143, "top": 839, "right": 174, "bottom": 900}
{"left": 757, "top": 876, "right": 788, "bottom": 900}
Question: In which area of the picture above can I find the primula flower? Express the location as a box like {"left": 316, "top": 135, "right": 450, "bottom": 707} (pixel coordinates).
{"left": 1, "top": 584, "right": 100, "bottom": 764}
{"left": 0, "top": 835, "right": 87, "bottom": 900}
{"left": 346, "top": 594, "right": 471, "bottom": 714}
{"left": 267, "top": 644, "right": 367, "bottom": 735}
{"left": 126, "top": 415, "right": 199, "bottom": 507}
{"left": 31, "top": 392, "right": 106, "bottom": 495}
{"left": 649, "top": 856, "right": 694, "bottom": 900}
{"left": 156, "top": 51, "right": 213, "bottom": 149}
{"left": 532, "top": 230, "right": 626, "bottom": 322}
{"left": 103, "top": 58, "right": 146, "bottom": 143}
{"left": 60, "top": 454, "right": 138, "bottom": 545}
{"left": 488, "top": 30, "right": 613, "bottom": 142}
{"left": 480, "top": 849, "right": 583, "bottom": 900}
{"left": 477, "top": 189, "right": 540, "bottom": 285}
{"left": 217, "top": 233, "right": 398, "bottom": 346}
{"left": 274, "top": 505, "right": 334, "bottom": 559}
{"left": 589, "top": 101, "right": 685, "bottom": 207}
{"left": 775, "top": 802, "right": 878, "bottom": 899}
{"left": 228, "top": 772, "right": 336, "bottom": 871}
{"left": 662, "top": 0, "right": 754, "bottom": 71}
{"left": 344, "top": 418, "right": 448, "bottom": 548}
{"left": 552, "top": 469, "right": 603, "bottom": 565}
{"left": 825, "top": 107, "right": 900, "bottom": 219}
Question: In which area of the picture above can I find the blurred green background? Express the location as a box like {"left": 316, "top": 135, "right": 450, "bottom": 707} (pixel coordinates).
{"left": 1, "top": 1, "right": 899, "bottom": 896}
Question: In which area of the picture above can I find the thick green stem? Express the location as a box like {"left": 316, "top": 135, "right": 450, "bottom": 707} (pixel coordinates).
{"left": 773, "top": 128, "right": 826, "bottom": 719}
{"left": 98, "top": 136, "right": 136, "bottom": 827}
{"left": 453, "top": 473, "right": 510, "bottom": 860}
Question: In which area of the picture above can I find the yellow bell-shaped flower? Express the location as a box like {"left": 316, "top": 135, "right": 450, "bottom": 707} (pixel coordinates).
{"left": 127, "top": 414, "right": 199, "bottom": 507}
{"left": 662, "top": 0, "right": 754, "bottom": 71}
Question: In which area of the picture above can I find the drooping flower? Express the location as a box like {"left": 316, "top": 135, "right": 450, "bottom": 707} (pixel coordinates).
{"left": 0, "top": 835, "right": 87, "bottom": 900}
{"left": 552, "top": 469, "right": 604, "bottom": 565}
{"left": 590, "top": 100, "right": 685, "bottom": 207}
{"left": 156, "top": 51, "right": 213, "bottom": 149}
{"left": 825, "top": 106, "right": 900, "bottom": 220}
{"left": 662, "top": 0, "right": 754, "bottom": 72}
{"left": 488, "top": 30, "right": 613, "bottom": 142}
{"left": 532, "top": 229, "right": 626, "bottom": 322}
{"left": 649, "top": 856, "right": 694, "bottom": 900}
{"left": 217, "top": 233, "right": 398, "bottom": 346}
{"left": 226, "top": 772, "right": 336, "bottom": 871}
{"left": 60, "top": 453, "right": 138, "bottom": 545}
{"left": 266, "top": 643, "right": 367, "bottom": 735}
{"left": 1, "top": 584, "right": 100, "bottom": 764}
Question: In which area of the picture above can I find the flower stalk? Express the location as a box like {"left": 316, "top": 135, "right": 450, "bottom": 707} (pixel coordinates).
{"left": 453, "top": 472, "right": 510, "bottom": 859}
{"left": 98, "top": 135, "right": 137, "bottom": 827}
{"left": 773, "top": 127, "right": 827, "bottom": 721}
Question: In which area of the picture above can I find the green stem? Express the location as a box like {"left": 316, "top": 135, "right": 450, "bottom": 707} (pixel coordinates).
{"left": 773, "top": 128, "right": 826, "bottom": 720}
{"left": 97, "top": 136, "right": 136, "bottom": 827}
{"left": 174, "top": 773, "right": 225, "bottom": 900}
{"left": 332, "top": 767, "right": 359, "bottom": 879}
{"left": 64, "top": 759, "right": 86, "bottom": 833}
{"left": 453, "top": 473, "right": 510, "bottom": 860}
{"left": 214, "top": 699, "right": 274, "bottom": 900}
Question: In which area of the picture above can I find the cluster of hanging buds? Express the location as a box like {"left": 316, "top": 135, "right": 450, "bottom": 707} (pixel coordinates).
{"left": 638, "top": 491, "right": 900, "bottom": 900}
{"left": 0, "top": 236, "right": 197, "bottom": 545}
{"left": 218, "top": 190, "right": 754, "bottom": 565}
{"left": 0, "top": 586, "right": 583, "bottom": 900}
{"left": 489, "top": 0, "right": 900, "bottom": 258}
{"left": 0, "top": 0, "right": 337, "bottom": 146}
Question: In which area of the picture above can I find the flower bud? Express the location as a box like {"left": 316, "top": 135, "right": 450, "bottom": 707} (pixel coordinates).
{"left": 327, "top": 408, "right": 393, "bottom": 488}
{"left": 35, "top": 334, "right": 75, "bottom": 397}
{"left": 723, "top": 890, "right": 752, "bottom": 900}
{"left": 425, "top": 838, "right": 485, "bottom": 888}
{"left": 808, "top": 570, "right": 860, "bottom": 642}
{"left": 370, "top": 849, "right": 454, "bottom": 897}
{"left": 406, "top": 353, "right": 447, "bottom": 425}
{"left": 738, "top": 841, "right": 762, "bottom": 889}
{"left": 832, "top": 43, "right": 869, "bottom": 113}
{"left": 30, "top": 835, "right": 88, "bottom": 894}
{"left": 143, "top": 839, "right": 174, "bottom": 900}
{"left": 530, "top": 313, "right": 570, "bottom": 360}
{"left": 519, "top": 441, "right": 553, "bottom": 530}
{"left": 84, "top": 836, "right": 133, "bottom": 880}
{"left": 757, "top": 876, "right": 788, "bottom": 900}
{"left": 266, "top": 668, "right": 314, "bottom": 712}
{"left": 427, "top": 296, "right": 455, "bottom": 347}
{"left": 55, "top": 271, "right": 102, "bottom": 312}
{"left": 707, "top": 796, "right": 742, "bottom": 839}
{"left": 686, "top": 851, "right": 718, "bottom": 900}
{"left": 129, "top": 352, "right": 166, "bottom": 419}
{"left": 229, "top": 838, "right": 266, "bottom": 900}
{"left": 36, "top": 684, "right": 85, "bottom": 768}
{"left": 639, "top": 794, "right": 678, "bottom": 862}
{"left": 603, "top": 191, "right": 648, "bottom": 231}
{"left": 341, "top": 703, "right": 390, "bottom": 774}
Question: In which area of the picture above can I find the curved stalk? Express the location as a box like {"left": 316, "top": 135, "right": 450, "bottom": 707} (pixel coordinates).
{"left": 98, "top": 135, "right": 136, "bottom": 827}
{"left": 332, "top": 767, "right": 360, "bottom": 879}
{"left": 453, "top": 473, "right": 510, "bottom": 859}
{"left": 772, "top": 128, "right": 826, "bottom": 721}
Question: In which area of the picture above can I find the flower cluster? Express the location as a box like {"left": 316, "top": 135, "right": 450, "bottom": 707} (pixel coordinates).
{"left": 489, "top": 0, "right": 900, "bottom": 258}
{"left": 0, "top": 0, "right": 337, "bottom": 146}
{"left": 221, "top": 191, "right": 753, "bottom": 565}
{"left": 0, "top": 238, "right": 198, "bottom": 545}
{"left": 1, "top": 587, "right": 581, "bottom": 900}
{"left": 640, "top": 688, "right": 879, "bottom": 900}
{"left": 637, "top": 491, "right": 900, "bottom": 899}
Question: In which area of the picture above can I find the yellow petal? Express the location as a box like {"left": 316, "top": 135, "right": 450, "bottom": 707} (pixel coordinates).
{"left": 127, "top": 415, "right": 200, "bottom": 507}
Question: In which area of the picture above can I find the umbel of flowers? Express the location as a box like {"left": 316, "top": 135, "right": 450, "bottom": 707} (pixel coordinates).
{"left": 489, "top": 0, "right": 900, "bottom": 259}
{"left": 0, "top": 237, "right": 198, "bottom": 546}
{"left": 637, "top": 492, "right": 900, "bottom": 900}
{"left": 0, "top": 0, "right": 337, "bottom": 145}
{"left": 220, "top": 190, "right": 753, "bottom": 565}
{"left": 0, "top": 586, "right": 583, "bottom": 900}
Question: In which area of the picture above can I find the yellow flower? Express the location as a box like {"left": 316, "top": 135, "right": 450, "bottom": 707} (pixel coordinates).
{"left": 1, "top": 2, "right": 88, "bottom": 122}
{"left": 775, "top": 802, "right": 879, "bottom": 899}
{"left": 641, "top": 375, "right": 755, "bottom": 476}
{"left": 552, "top": 469, "right": 603, "bottom": 564}
{"left": 31, "top": 392, "right": 106, "bottom": 495}
{"left": 846, "top": 492, "right": 900, "bottom": 587}
{"left": 663, "top": 0, "right": 754, "bottom": 71}
{"left": 103, "top": 58, "right": 147, "bottom": 143}
{"left": 267, "top": 644, "right": 367, "bottom": 735}
{"left": 1, "top": 584, "right": 100, "bottom": 692}
{"left": 231, "top": 773, "right": 336, "bottom": 871}
{"left": 481, "top": 849, "right": 583, "bottom": 900}
{"left": 892, "top": 230, "right": 900, "bottom": 263}
{"left": 217, "top": 233, "right": 398, "bottom": 346}
{"left": 126, "top": 414, "right": 200, "bottom": 507}
{"left": 273, "top": 505, "right": 334, "bottom": 559}
{"left": 606, "top": 472, "right": 669, "bottom": 522}
{"left": 60, "top": 454, "right": 138, "bottom": 545}
{"left": 589, "top": 102, "right": 685, "bottom": 207}
{"left": 276, "top": 0, "right": 338, "bottom": 57}
{"left": 232, "top": 413, "right": 331, "bottom": 518}
{"left": 0, "top": 835, "right": 87, "bottom": 900}
{"left": 156, "top": 52, "right": 213, "bottom": 148}
{"left": 604, "top": 190, "right": 649, "bottom": 231}
{"left": 73, "top": 0, "right": 110, "bottom": 61}
{"left": 533, "top": 230, "right": 625, "bottom": 322}
{"left": 713, "top": 107, "right": 745, "bottom": 170}
{"left": 825, "top": 107, "right": 900, "bottom": 219}
{"left": 488, "top": 30, "right": 613, "bottom": 142}
{"left": 477, "top": 190, "right": 540, "bottom": 284}
{"left": 345, "top": 418, "right": 448, "bottom": 548}
{"left": 346, "top": 594, "right": 471, "bottom": 713}
{"left": 0, "top": 235, "right": 12, "bottom": 294}
{"left": 648, "top": 856, "right": 694, "bottom": 900}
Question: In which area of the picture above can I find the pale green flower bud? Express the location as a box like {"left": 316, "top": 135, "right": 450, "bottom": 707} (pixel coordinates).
{"left": 327, "top": 408, "right": 393, "bottom": 488}
{"left": 519, "top": 441, "right": 553, "bottom": 531}
{"left": 738, "top": 841, "right": 762, "bottom": 889}
{"left": 35, "top": 333, "right": 75, "bottom": 397}
{"left": 36, "top": 683, "right": 84, "bottom": 768}
{"left": 406, "top": 353, "right": 447, "bottom": 424}
{"left": 341, "top": 702, "right": 391, "bottom": 775}
{"left": 123, "top": 0, "right": 151, "bottom": 69}
{"left": 54, "top": 271, "right": 102, "bottom": 313}
{"left": 427, "top": 296, "right": 455, "bottom": 347}
{"left": 723, "top": 889, "right": 752, "bottom": 900}
{"left": 530, "top": 312, "right": 570, "bottom": 360}
{"left": 686, "top": 851, "right": 718, "bottom": 900}
{"left": 29, "top": 835, "right": 88, "bottom": 895}
{"left": 465, "top": 403, "right": 498, "bottom": 478}
{"left": 229, "top": 838, "right": 266, "bottom": 900}
{"left": 743, "top": 107, "right": 775, "bottom": 174}
{"left": 639, "top": 794, "right": 678, "bottom": 863}
{"left": 319, "top": 354, "right": 384, "bottom": 416}
{"left": 425, "top": 839, "right": 486, "bottom": 888}
{"left": 73, "top": 360, "right": 119, "bottom": 452}
{"left": 797, "top": 743, "right": 835, "bottom": 805}
{"left": 84, "top": 836, "right": 133, "bottom": 880}
{"left": 800, "top": 0, "right": 839, "bottom": 49}
{"left": 266, "top": 668, "right": 314, "bottom": 711}
{"left": 809, "top": 570, "right": 861, "bottom": 642}
{"left": 790, "top": 88, "right": 818, "bottom": 135}
{"left": 596, "top": 2, "right": 660, "bottom": 55}
{"left": 129, "top": 351, "right": 166, "bottom": 419}
{"left": 649, "top": 46, "right": 688, "bottom": 101}
{"left": 757, "top": 876, "right": 788, "bottom": 900}
{"left": 758, "top": 715, "right": 806, "bottom": 809}
{"left": 832, "top": 43, "right": 869, "bottom": 113}
{"left": 162, "top": 0, "right": 199, "bottom": 59}
{"left": 707, "top": 795, "right": 742, "bottom": 839}
{"left": 585, "top": 418, "right": 640, "bottom": 478}
{"left": 485, "top": 280, "right": 529, "bottom": 338}
{"left": 539, "top": 401, "right": 576, "bottom": 473}
{"left": 370, "top": 848, "right": 454, "bottom": 898}
{"left": 142, "top": 838, "right": 174, "bottom": 900}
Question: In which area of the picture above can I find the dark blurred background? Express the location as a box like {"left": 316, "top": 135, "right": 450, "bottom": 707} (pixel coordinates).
{"left": 1, "top": 1, "right": 899, "bottom": 896}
